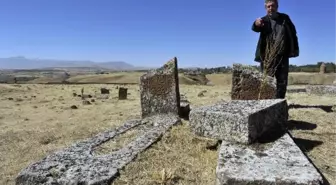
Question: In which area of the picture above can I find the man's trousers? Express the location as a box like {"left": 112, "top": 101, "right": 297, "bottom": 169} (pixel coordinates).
{"left": 260, "top": 56, "right": 289, "bottom": 99}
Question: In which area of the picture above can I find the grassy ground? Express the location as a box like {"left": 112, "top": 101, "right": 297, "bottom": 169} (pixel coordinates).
{"left": 27, "top": 72, "right": 336, "bottom": 85}
{"left": 0, "top": 74, "right": 335, "bottom": 185}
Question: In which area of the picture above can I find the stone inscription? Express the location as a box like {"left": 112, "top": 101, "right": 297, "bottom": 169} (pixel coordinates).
{"left": 142, "top": 74, "right": 174, "bottom": 98}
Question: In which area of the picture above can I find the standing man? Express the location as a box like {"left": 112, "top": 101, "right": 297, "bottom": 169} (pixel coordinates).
{"left": 252, "top": 0, "right": 299, "bottom": 99}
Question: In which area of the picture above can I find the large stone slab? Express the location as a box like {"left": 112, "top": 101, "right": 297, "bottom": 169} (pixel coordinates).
{"left": 140, "top": 57, "right": 181, "bottom": 118}
{"left": 189, "top": 99, "right": 288, "bottom": 144}
{"left": 216, "top": 133, "right": 325, "bottom": 185}
{"left": 16, "top": 114, "right": 181, "bottom": 185}
{"left": 306, "top": 85, "right": 336, "bottom": 95}
{"left": 231, "top": 63, "right": 276, "bottom": 100}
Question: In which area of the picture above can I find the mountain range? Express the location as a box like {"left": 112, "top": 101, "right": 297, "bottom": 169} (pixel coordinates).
{"left": 0, "top": 56, "right": 147, "bottom": 71}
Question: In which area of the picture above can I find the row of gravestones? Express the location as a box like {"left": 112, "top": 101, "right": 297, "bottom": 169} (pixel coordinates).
{"left": 15, "top": 58, "right": 328, "bottom": 185}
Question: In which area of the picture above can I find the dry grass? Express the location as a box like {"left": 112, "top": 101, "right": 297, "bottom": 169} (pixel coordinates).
{"left": 0, "top": 73, "right": 335, "bottom": 185}
{"left": 27, "top": 71, "right": 336, "bottom": 86}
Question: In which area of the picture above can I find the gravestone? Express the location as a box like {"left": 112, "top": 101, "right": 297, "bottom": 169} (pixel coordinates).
{"left": 216, "top": 133, "right": 325, "bottom": 185}
{"left": 320, "top": 62, "right": 326, "bottom": 74}
{"left": 100, "top": 88, "right": 110, "bottom": 94}
{"left": 189, "top": 99, "right": 288, "bottom": 144}
{"left": 231, "top": 63, "right": 276, "bottom": 100}
{"left": 188, "top": 99, "right": 326, "bottom": 185}
{"left": 15, "top": 115, "right": 181, "bottom": 185}
{"left": 140, "top": 57, "right": 181, "bottom": 118}
{"left": 118, "top": 87, "right": 128, "bottom": 100}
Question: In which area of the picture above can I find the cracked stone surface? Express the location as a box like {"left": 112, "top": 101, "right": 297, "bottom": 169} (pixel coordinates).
{"left": 140, "top": 57, "right": 181, "bottom": 118}
{"left": 231, "top": 63, "right": 276, "bottom": 100}
{"left": 16, "top": 114, "right": 181, "bottom": 185}
{"left": 306, "top": 85, "right": 336, "bottom": 95}
{"left": 189, "top": 99, "right": 288, "bottom": 144}
{"left": 216, "top": 133, "right": 325, "bottom": 185}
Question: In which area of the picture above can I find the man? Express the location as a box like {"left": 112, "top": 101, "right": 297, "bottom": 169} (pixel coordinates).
{"left": 252, "top": 0, "right": 299, "bottom": 99}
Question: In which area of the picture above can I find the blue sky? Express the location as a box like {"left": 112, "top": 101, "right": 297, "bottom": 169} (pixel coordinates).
{"left": 0, "top": 0, "right": 335, "bottom": 68}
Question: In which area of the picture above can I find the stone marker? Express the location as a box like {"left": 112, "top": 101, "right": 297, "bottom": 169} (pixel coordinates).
{"left": 140, "top": 57, "right": 181, "bottom": 118}
{"left": 216, "top": 133, "right": 325, "bottom": 185}
{"left": 16, "top": 114, "right": 181, "bottom": 185}
{"left": 320, "top": 62, "right": 326, "bottom": 74}
{"left": 306, "top": 85, "right": 336, "bottom": 95}
{"left": 231, "top": 63, "right": 276, "bottom": 100}
{"left": 189, "top": 99, "right": 288, "bottom": 144}
{"left": 118, "top": 87, "right": 128, "bottom": 100}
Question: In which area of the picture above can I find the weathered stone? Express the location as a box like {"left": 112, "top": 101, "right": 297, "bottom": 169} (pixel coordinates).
{"left": 306, "top": 85, "right": 336, "bottom": 95}
{"left": 231, "top": 63, "right": 276, "bottom": 100}
{"left": 189, "top": 99, "right": 288, "bottom": 144}
{"left": 216, "top": 133, "right": 325, "bottom": 185}
{"left": 140, "top": 57, "right": 181, "bottom": 118}
{"left": 118, "top": 87, "right": 128, "bottom": 100}
{"left": 82, "top": 100, "right": 91, "bottom": 105}
{"left": 16, "top": 114, "right": 181, "bottom": 185}
{"left": 320, "top": 62, "right": 326, "bottom": 74}
{"left": 287, "top": 88, "right": 307, "bottom": 93}
{"left": 95, "top": 94, "right": 109, "bottom": 99}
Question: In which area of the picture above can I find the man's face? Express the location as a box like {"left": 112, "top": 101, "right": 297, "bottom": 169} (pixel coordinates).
{"left": 265, "top": 1, "right": 278, "bottom": 15}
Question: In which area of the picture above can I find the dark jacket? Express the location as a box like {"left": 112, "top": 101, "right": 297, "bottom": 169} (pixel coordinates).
{"left": 252, "top": 12, "right": 299, "bottom": 62}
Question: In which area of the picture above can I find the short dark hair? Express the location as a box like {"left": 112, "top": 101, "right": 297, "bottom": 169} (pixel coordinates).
{"left": 265, "top": 0, "right": 278, "bottom": 4}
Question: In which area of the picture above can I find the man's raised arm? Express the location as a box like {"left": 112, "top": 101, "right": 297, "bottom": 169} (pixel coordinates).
{"left": 252, "top": 18, "right": 264, "bottom": 33}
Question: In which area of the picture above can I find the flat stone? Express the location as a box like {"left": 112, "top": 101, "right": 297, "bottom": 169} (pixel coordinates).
{"left": 16, "top": 114, "right": 181, "bottom": 185}
{"left": 216, "top": 133, "right": 325, "bottom": 185}
{"left": 287, "top": 88, "right": 307, "bottom": 93}
{"left": 139, "top": 57, "right": 181, "bottom": 118}
{"left": 231, "top": 63, "right": 276, "bottom": 100}
{"left": 306, "top": 85, "right": 336, "bottom": 95}
{"left": 189, "top": 99, "right": 288, "bottom": 144}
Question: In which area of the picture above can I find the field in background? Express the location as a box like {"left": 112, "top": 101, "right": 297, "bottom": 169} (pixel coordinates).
{"left": 0, "top": 73, "right": 335, "bottom": 185}
{"left": 28, "top": 72, "right": 336, "bottom": 86}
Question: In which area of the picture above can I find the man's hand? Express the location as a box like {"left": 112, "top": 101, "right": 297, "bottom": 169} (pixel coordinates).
{"left": 254, "top": 18, "right": 264, "bottom": 27}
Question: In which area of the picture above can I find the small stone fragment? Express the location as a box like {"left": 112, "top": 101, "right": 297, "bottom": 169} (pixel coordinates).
{"left": 70, "top": 105, "right": 78, "bottom": 109}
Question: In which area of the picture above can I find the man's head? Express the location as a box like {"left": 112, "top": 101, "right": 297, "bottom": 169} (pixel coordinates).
{"left": 265, "top": 0, "right": 278, "bottom": 15}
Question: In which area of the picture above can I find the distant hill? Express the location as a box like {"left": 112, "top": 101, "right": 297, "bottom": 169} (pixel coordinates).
{"left": 0, "top": 56, "right": 147, "bottom": 71}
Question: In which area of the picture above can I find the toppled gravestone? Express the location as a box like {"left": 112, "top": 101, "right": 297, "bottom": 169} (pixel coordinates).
{"left": 216, "top": 133, "right": 325, "bottom": 185}
{"left": 189, "top": 99, "right": 288, "bottom": 144}
{"left": 16, "top": 114, "right": 181, "bottom": 185}
{"left": 306, "top": 85, "right": 336, "bottom": 95}
{"left": 140, "top": 57, "right": 181, "bottom": 118}
{"left": 16, "top": 57, "right": 184, "bottom": 185}
{"left": 231, "top": 63, "right": 276, "bottom": 100}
